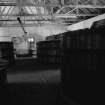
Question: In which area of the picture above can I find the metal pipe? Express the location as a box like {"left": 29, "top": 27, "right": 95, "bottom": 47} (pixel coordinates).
{"left": 17, "top": 17, "right": 27, "bottom": 34}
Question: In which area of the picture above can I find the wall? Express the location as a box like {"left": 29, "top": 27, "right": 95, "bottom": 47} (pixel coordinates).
{"left": 0, "top": 24, "right": 66, "bottom": 41}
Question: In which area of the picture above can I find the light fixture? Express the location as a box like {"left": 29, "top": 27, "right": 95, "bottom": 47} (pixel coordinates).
{"left": 27, "top": 37, "right": 34, "bottom": 42}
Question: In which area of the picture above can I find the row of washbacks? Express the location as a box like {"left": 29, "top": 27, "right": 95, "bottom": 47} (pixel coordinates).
{"left": 36, "top": 40, "right": 63, "bottom": 64}
{"left": 61, "top": 19, "right": 105, "bottom": 104}
{"left": 63, "top": 19, "right": 105, "bottom": 50}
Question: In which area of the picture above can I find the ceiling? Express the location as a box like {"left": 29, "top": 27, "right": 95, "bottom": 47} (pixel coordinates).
{"left": 0, "top": 0, "right": 105, "bottom": 27}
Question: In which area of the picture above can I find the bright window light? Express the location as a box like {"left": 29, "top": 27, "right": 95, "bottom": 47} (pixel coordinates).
{"left": 27, "top": 37, "right": 34, "bottom": 42}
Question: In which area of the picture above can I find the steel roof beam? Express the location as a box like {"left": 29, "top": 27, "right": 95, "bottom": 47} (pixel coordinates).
{"left": 0, "top": 3, "right": 105, "bottom": 8}
{"left": 0, "top": 13, "right": 97, "bottom": 18}
{"left": 0, "top": 3, "right": 60, "bottom": 7}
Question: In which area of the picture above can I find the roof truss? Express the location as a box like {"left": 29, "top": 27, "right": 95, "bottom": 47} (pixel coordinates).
{"left": 0, "top": 0, "right": 105, "bottom": 26}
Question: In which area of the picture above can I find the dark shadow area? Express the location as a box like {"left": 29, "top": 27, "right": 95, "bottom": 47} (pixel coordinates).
{"left": 0, "top": 57, "right": 61, "bottom": 105}
{"left": 1, "top": 83, "right": 60, "bottom": 105}
{"left": 8, "top": 58, "right": 60, "bottom": 72}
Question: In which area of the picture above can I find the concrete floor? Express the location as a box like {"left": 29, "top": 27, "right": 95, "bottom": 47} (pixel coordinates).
{"left": 0, "top": 58, "right": 60, "bottom": 105}
{"left": 6, "top": 70, "right": 60, "bottom": 105}
{"left": 0, "top": 58, "right": 79, "bottom": 105}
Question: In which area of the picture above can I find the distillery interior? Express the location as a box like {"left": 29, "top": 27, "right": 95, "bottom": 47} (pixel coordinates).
{"left": 0, "top": 0, "right": 105, "bottom": 105}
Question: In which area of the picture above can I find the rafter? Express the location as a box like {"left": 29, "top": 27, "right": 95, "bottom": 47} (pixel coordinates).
{"left": 0, "top": 0, "right": 105, "bottom": 26}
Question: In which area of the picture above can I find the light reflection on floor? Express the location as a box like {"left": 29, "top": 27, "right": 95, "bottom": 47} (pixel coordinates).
{"left": 5, "top": 70, "right": 61, "bottom": 105}
{"left": 7, "top": 70, "right": 61, "bottom": 83}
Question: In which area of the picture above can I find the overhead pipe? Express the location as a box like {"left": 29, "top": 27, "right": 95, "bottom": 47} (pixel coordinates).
{"left": 17, "top": 17, "right": 27, "bottom": 35}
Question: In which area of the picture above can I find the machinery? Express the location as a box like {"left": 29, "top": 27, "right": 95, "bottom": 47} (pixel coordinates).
{"left": 12, "top": 17, "right": 35, "bottom": 57}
